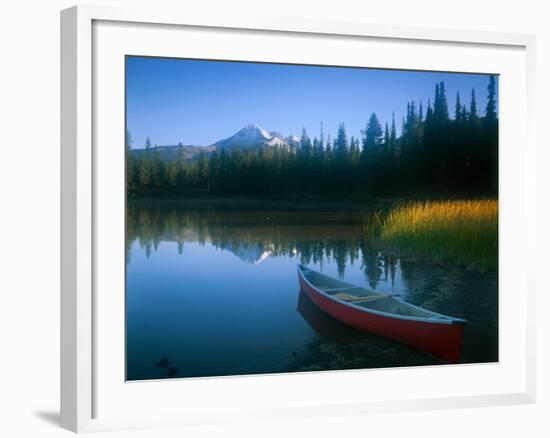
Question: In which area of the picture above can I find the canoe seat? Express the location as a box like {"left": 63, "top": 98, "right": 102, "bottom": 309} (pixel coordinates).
{"left": 333, "top": 292, "right": 387, "bottom": 303}
{"left": 320, "top": 286, "right": 358, "bottom": 293}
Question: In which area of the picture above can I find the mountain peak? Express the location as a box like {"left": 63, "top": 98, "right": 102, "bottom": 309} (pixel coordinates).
{"left": 238, "top": 124, "right": 272, "bottom": 139}
{"left": 213, "top": 124, "right": 289, "bottom": 150}
{"left": 242, "top": 123, "right": 262, "bottom": 130}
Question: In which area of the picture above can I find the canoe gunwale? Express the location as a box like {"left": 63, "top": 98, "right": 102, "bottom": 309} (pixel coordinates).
{"left": 297, "top": 265, "right": 467, "bottom": 326}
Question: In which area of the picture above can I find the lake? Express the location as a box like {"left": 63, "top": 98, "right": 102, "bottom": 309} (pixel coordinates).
{"left": 126, "top": 199, "right": 498, "bottom": 380}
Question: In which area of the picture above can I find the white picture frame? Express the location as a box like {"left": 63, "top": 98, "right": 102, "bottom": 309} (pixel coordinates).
{"left": 60, "top": 4, "right": 536, "bottom": 433}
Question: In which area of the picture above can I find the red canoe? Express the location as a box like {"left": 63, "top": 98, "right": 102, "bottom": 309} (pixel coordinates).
{"left": 297, "top": 265, "right": 466, "bottom": 362}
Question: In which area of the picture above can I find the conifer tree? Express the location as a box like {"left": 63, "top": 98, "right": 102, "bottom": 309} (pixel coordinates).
{"left": 484, "top": 75, "right": 498, "bottom": 193}
{"left": 455, "top": 92, "right": 462, "bottom": 122}
{"left": 299, "top": 127, "right": 312, "bottom": 156}
{"left": 383, "top": 123, "right": 390, "bottom": 154}
{"left": 334, "top": 123, "right": 348, "bottom": 160}
{"left": 485, "top": 76, "right": 497, "bottom": 125}
{"left": 469, "top": 89, "right": 478, "bottom": 121}
{"left": 126, "top": 130, "right": 133, "bottom": 150}
{"left": 434, "top": 81, "right": 449, "bottom": 123}
{"left": 390, "top": 113, "right": 397, "bottom": 153}
{"left": 364, "top": 113, "right": 383, "bottom": 150}
{"left": 325, "top": 135, "right": 332, "bottom": 155}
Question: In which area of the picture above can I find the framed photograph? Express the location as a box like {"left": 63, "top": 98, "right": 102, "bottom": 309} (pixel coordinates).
{"left": 61, "top": 5, "right": 536, "bottom": 433}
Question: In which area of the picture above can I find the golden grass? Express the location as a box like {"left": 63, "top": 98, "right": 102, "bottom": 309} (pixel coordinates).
{"left": 379, "top": 200, "right": 498, "bottom": 271}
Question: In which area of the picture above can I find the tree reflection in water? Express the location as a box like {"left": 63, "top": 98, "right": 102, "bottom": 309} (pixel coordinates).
{"left": 126, "top": 200, "right": 398, "bottom": 290}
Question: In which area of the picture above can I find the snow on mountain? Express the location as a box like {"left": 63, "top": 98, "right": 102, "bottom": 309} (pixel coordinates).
{"left": 223, "top": 242, "right": 273, "bottom": 265}
{"left": 213, "top": 124, "right": 289, "bottom": 150}
{"left": 285, "top": 135, "right": 301, "bottom": 147}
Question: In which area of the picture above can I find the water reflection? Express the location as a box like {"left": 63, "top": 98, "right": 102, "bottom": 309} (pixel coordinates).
{"left": 297, "top": 289, "right": 359, "bottom": 338}
{"left": 126, "top": 200, "right": 498, "bottom": 380}
{"left": 127, "top": 201, "right": 402, "bottom": 291}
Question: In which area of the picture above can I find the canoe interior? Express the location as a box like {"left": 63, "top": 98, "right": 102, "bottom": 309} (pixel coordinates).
{"left": 299, "top": 267, "right": 446, "bottom": 320}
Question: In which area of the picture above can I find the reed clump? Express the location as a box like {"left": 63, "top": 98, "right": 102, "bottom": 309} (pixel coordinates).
{"left": 379, "top": 200, "right": 498, "bottom": 271}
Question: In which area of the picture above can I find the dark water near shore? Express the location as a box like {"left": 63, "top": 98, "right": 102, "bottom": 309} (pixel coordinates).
{"left": 126, "top": 199, "right": 498, "bottom": 380}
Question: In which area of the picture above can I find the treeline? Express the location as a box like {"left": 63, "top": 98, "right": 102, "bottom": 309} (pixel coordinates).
{"left": 127, "top": 76, "right": 498, "bottom": 198}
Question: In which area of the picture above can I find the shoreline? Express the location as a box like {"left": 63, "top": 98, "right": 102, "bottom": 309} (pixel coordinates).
{"left": 127, "top": 194, "right": 498, "bottom": 212}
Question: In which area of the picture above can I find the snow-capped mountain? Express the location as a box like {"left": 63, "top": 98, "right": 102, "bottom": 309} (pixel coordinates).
{"left": 212, "top": 124, "right": 289, "bottom": 150}
{"left": 129, "top": 124, "right": 302, "bottom": 160}
{"left": 222, "top": 242, "right": 273, "bottom": 265}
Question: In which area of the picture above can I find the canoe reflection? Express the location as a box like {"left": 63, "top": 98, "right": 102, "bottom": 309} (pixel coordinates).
{"left": 297, "top": 289, "right": 361, "bottom": 338}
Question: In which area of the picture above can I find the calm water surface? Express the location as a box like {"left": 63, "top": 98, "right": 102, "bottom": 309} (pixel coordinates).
{"left": 126, "top": 199, "right": 498, "bottom": 380}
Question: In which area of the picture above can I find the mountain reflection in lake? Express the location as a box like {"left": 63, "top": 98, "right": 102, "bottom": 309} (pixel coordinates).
{"left": 126, "top": 199, "right": 498, "bottom": 380}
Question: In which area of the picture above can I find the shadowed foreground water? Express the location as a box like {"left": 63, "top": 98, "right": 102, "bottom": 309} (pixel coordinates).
{"left": 126, "top": 199, "right": 498, "bottom": 380}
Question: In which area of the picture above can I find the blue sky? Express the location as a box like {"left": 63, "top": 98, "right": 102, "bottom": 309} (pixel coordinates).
{"left": 126, "top": 56, "right": 498, "bottom": 149}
